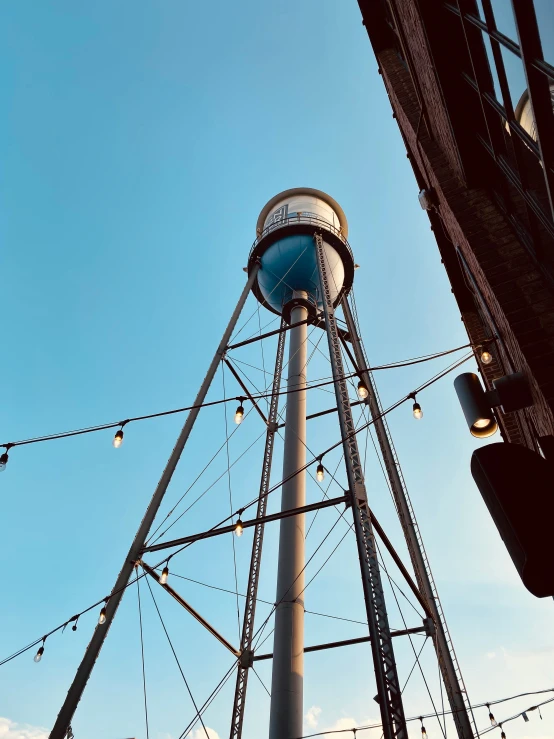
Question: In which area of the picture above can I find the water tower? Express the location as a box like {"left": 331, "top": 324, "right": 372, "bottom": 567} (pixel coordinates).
{"left": 49, "top": 189, "right": 477, "bottom": 739}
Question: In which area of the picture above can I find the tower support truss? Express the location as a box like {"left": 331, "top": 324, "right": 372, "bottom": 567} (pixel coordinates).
{"left": 46, "top": 181, "right": 479, "bottom": 739}
{"left": 314, "top": 233, "right": 408, "bottom": 739}
{"left": 49, "top": 266, "right": 260, "bottom": 739}
{"left": 341, "top": 297, "right": 478, "bottom": 739}
{"left": 229, "top": 321, "right": 286, "bottom": 739}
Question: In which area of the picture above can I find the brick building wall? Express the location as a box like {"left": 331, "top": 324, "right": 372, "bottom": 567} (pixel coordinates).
{"left": 359, "top": 2, "right": 554, "bottom": 450}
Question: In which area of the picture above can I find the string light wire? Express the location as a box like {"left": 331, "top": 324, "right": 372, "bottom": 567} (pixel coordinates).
{"left": 292, "top": 694, "right": 554, "bottom": 738}
{"left": 0, "top": 343, "right": 478, "bottom": 454}
{"left": 477, "top": 696, "right": 554, "bottom": 736}
{"left": 0, "top": 353, "right": 473, "bottom": 670}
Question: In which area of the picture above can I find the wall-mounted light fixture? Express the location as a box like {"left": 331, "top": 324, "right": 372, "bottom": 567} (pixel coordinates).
{"left": 453, "top": 371, "right": 533, "bottom": 438}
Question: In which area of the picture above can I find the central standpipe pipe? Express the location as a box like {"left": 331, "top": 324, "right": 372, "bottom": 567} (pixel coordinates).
{"left": 269, "top": 300, "right": 308, "bottom": 739}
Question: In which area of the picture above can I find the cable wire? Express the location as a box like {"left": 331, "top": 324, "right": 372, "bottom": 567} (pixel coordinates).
{"left": 376, "top": 539, "right": 446, "bottom": 739}
{"left": 229, "top": 244, "right": 309, "bottom": 343}
{"left": 148, "top": 425, "right": 267, "bottom": 547}
{"left": 176, "top": 660, "right": 239, "bottom": 739}
{"left": 401, "top": 638, "right": 429, "bottom": 695}
{"left": 167, "top": 571, "right": 366, "bottom": 626}
{"left": 135, "top": 572, "right": 150, "bottom": 739}
{"left": 145, "top": 400, "right": 262, "bottom": 545}
{"left": 252, "top": 512, "right": 346, "bottom": 651}
{"left": 252, "top": 665, "right": 271, "bottom": 698}
{"left": 438, "top": 649, "right": 447, "bottom": 737}
{"left": 222, "top": 363, "right": 242, "bottom": 641}
{"left": 144, "top": 573, "right": 210, "bottom": 739}
{"left": 256, "top": 300, "right": 269, "bottom": 413}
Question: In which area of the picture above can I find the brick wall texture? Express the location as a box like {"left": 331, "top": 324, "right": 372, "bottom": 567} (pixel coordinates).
{"left": 372, "top": 13, "right": 554, "bottom": 447}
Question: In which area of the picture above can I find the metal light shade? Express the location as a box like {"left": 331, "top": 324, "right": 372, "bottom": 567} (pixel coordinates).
{"left": 454, "top": 373, "right": 498, "bottom": 438}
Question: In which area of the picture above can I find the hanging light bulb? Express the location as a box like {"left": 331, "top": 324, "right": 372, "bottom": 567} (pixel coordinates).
{"left": 98, "top": 603, "right": 107, "bottom": 625}
{"left": 235, "top": 518, "right": 244, "bottom": 537}
{"left": 0, "top": 446, "right": 11, "bottom": 471}
{"left": 71, "top": 617, "right": 78, "bottom": 632}
{"left": 235, "top": 400, "right": 245, "bottom": 425}
{"left": 419, "top": 717, "right": 427, "bottom": 739}
{"left": 480, "top": 348, "right": 493, "bottom": 365}
{"left": 159, "top": 564, "right": 169, "bottom": 585}
{"left": 357, "top": 380, "right": 369, "bottom": 400}
{"left": 500, "top": 730, "right": 506, "bottom": 739}
{"left": 113, "top": 427, "right": 124, "bottom": 448}
{"left": 34, "top": 642, "right": 45, "bottom": 663}
{"left": 412, "top": 401, "right": 423, "bottom": 420}
{"left": 316, "top": 461, "right": 325, "bottom": 482}
{"left": 487, "top": 706, "right": 496, "bottom": 726}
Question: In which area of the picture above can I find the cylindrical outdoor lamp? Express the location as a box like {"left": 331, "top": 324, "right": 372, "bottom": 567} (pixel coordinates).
{"left": 454, "top": 373, "right": 498, "bottom": 438}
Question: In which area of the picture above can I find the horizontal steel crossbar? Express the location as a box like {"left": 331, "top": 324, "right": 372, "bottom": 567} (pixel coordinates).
{"left": 276, "top": 399, "right": 364, "bottom": 429}
{"left": 226, "top": 318, "right": 309, "bottom": 351}
{"left": 252, "top": 626, "right": 427, "bottom": 661}
{"left": 142, "top": 495, "right": 349, "bottom": 553}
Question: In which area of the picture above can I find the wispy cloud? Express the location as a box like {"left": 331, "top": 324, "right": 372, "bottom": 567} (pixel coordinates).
{"left": 0, "top": 718, "right": 49, "bottom": 739}
{"left": 484, "top": 644, "right": 554, "bottom": 683}
{"left": 323, "top": 716, "right": 358, "bottom": 733}
{"left": 316, "top": 714, "right": 382, "bottom": 737}
{"left": 305, "top": 706, "right": 322, "bottom": 729}
{"left": 188, "top": 728, "right": 220, "bottom": 739}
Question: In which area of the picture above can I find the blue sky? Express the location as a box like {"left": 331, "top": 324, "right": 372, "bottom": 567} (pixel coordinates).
{"left": 1, "top": 2, "right": 553, "bottom": 739}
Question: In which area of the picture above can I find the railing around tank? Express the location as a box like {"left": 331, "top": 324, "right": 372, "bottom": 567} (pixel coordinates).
{"left": 249, "top": 213, "right": 353, "bottom": 262}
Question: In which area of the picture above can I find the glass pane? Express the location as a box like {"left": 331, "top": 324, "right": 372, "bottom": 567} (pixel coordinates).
{"left": 534, "top": 0, "right": 554, "bottom": 66}
{"left": 474, "top": 0, "right": 485, "bottom": 20}
{"left": 490, "top": 0, "right": 518, "bottom": 43}
{"left": 511, "top": 123, "right": 554, "bottom": 230}
{"left": 500, "top": 44, "right": 528, "bottom": 111}
{"left": 501, "top": 115, "right": 521, "bottom": 171}
{"left": 482, "top": 31, "right": 503, "bottom": 102}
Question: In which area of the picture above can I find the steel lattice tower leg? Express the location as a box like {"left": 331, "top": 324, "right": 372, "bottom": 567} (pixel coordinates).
{"left": 48, "top": 267, "right": 261, "bottom": 739}
{"left": 341, "top": 296, "right": 478, "bottom": 739}
{"left": 229, "top": 322, "right": 287, "bottom": 739}
{"left": 314, "top": 234, "right": 408, "bottom": 739}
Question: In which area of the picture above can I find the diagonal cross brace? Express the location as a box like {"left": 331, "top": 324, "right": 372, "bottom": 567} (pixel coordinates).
{"left": 223, "top": 358, "right": 269, "bottom": 425}
{"left": 141, "top": 561, "right": 240, "bottom": 657}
